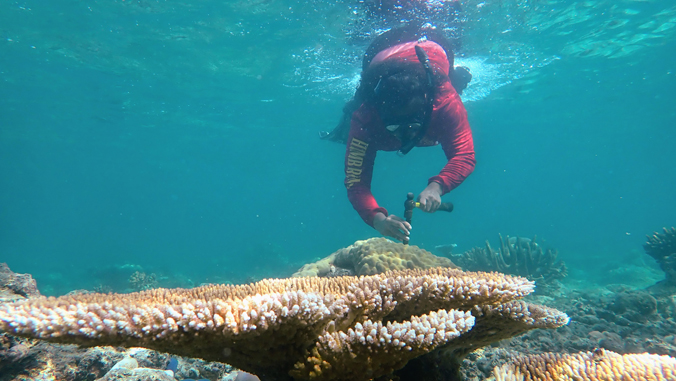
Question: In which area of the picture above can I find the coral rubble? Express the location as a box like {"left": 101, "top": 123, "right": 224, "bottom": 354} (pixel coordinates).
{"left": 449, "top": 235, "right": 567, "bottom": 284}
{"left": 292, "top": 237, "right": 457, "bottom": 278}
{"left": 490, "top": 348, "right": 676, "bottom": 381}
{"left": 0, "top": 267, "right": 568, "bottom": 380}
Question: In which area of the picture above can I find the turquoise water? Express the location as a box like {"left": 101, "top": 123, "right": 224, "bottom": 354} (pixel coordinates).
{"left": 1, "top": 0, "right": 674, "bottom": 295}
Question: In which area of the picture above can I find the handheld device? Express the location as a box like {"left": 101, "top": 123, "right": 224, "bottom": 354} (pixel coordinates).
{"left": 403, "top": 192, "right": 454, "bottom": 244}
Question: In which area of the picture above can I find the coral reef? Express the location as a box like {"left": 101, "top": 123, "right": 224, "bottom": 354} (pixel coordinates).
{"left": 0, "top": 263, "right": 41, "bottom": 302}
{"left": 0, "top": 262, "right": 229, "bottom": 381}
{"left": 388, "top": 301, "right": 569, "bottom": 381}
{"left": 470, "top": 284, "right": 676, "bottom": 377}
{"left": 427, "top": 270, "right": 676, "bottom": 381}
{"left": 97, "top": 355, "right": 175, "bottom": 381}
{"left": 6, "top": 233, "right": 675, "bottom": 381}
{"left": 129, "top": 271, "right": 159, "bottom": 291}
{"left": 456, "top": 347, "right": 516, "bottom": 381}
{"left": 490, "top": 348, "right": 676, "bottom": 380}
{"left": 564, "top": 286, "right": 676, "bottom": 356}
{"left": 0, "top": 339, "right": 231, "bottom": 381}
{"left": 93, "top": 284, "right": 114, "bottom": 294}
{"left": 89, "top": 264, "right": 146, "bottom": 293}
{"left": 0, "top": 267, "right": 568, "bottom": 381}
{"left": 448, "top": 235, "right": 567, "bottom": 284}
{"left": 292, "top": 237, "right": 457, "bottom": 278}
{"left": 645, "top": 227, "right": 676, "bottom": 293}
{"left": 0, "top": 336, "right": 125, "bottom": 381}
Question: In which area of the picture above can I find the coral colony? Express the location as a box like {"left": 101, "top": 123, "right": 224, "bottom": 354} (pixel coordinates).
{"left": 0, "top": 267, "right": 564, "bottom": 380}
{"left": 2, "top": 234, "right": 676, "bottom": 380}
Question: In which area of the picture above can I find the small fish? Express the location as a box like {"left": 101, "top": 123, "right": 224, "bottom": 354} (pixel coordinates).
{"left": 435, "top": 243, "right": 457, "bottom": 256}
{"left": 167, "top": 357, "right": 210, "bottom": 381}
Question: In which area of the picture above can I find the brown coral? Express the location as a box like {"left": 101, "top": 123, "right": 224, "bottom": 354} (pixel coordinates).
{"left": 0, "top": 263, "right": 41, "bottom": 302}
{"left": 450, "top": 235, "right": 567, "bottom": 284}
{"left": 645, "top": 227, "right": 676, "bottom": 288}
{"left": 0, "top": 267, "right": 562, "bottom": 381}
{"left": 490, "top": 348, "right": 676, "bottom": 381}
{"left": 293, "top": 237, "right": 457, "bottom": 278}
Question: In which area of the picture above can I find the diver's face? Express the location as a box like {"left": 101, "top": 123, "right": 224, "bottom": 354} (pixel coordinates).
{"left": 389, "top": 122, "right": 423, "bottom": 142}
{"left": 380, "top": 95, "right": 426, "bottom": 140}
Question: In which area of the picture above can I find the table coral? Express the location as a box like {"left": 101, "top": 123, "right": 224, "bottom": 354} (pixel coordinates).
{"left": 292, "top": 237, "right": 457, "bottom": 278}
{"left": 0, "top": 268, "right": 567, "bottom": 380}
{"left": 490, "top": 348, "right": 676, "bottom": 381}
{"left": 391, "top": 301, "right": 570, "bottom": 381}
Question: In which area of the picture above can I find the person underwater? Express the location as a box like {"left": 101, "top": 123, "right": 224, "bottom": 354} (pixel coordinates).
{"left": 321, "top": 24, "right": 475, "bottom": 242}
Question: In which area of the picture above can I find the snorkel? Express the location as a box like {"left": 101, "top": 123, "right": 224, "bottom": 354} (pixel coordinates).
{"left": 397, "top": 43, "right": 437, "bottom": 156}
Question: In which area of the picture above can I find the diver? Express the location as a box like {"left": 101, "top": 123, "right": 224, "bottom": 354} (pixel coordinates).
{"left": 320, "top": 24, "right": 475, "bottom": 242}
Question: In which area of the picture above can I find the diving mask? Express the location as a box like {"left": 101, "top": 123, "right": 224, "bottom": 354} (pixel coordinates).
{"left": 386, "top": 122, "right": 422, "bottom": 132}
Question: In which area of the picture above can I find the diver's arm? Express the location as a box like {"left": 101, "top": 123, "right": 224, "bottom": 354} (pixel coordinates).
{"left": 344, "top": 133, "right": 411, "bottom": 241}
{"left": 429, "top": 94, "right": 476, "bottom": 195}
{"left": 344, "top": 135, "right": 386, "bottom": 227}
{"left": 344, "top": 109, "right": 387, "bottom": 228}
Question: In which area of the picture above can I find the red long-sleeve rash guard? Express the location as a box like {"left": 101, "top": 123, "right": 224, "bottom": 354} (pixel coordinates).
{"left": 344, "top": 80, "right": 476, "bottom": 227}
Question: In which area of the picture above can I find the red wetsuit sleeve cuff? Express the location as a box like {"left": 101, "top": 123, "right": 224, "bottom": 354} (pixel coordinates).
{"left": 428, "top": 176, "right": 450, "bottom": 195}
{"left": 366, "top": 207, "right": 388, "bottom": 228}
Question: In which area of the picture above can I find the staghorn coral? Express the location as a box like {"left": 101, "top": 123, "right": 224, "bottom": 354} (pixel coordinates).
{"left": 645, "top": 227, "right": 676, "bottom": 288}
{"left": 292, "top": 237, "right": 457, "bottom": 278}
{"left": 490, "top": 348, "right": 676, "bottom": 381}
{"left": 0, "top": 267, "right": 567, "bottom": 381}
{"left": 450, "top": 235, "right": 567, "bottom": 284}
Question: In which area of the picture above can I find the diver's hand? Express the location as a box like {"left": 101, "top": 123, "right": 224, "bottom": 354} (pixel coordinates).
{"left": 418, "top": 182, "right": 442, "bottom": 212}
{"left": 373, "top": 213, "right": 411, "bottom": 242}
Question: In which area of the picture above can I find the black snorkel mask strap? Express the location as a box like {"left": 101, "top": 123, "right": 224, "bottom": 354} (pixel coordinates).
{"left": 398, "top": 43, "right": 436, "bottom": 156}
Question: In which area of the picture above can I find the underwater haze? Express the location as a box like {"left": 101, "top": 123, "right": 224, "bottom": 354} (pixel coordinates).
{"left": 1, "top": 0, "right": 675, "bottom": 295}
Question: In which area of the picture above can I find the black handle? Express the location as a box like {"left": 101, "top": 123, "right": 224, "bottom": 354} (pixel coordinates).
{"left": 404, "top": 192, "right": 416, "bottom": 224}
{"left": 437, "top": 202, "right": 454, "bottom": 212}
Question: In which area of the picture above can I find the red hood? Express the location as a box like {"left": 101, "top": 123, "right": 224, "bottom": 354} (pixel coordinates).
{"left": 369, "top": 40, "right": 451, "bottom": 76}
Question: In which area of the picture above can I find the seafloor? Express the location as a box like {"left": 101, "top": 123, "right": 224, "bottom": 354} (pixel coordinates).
{"left": 1, "top": 233, "right": 675, "bottom": 381}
